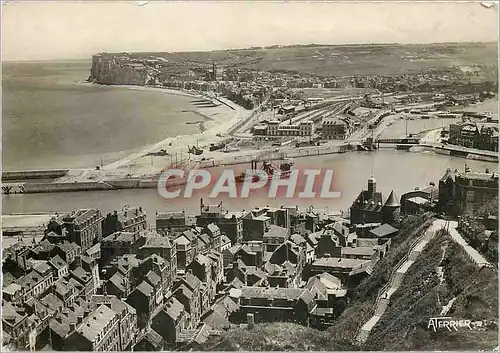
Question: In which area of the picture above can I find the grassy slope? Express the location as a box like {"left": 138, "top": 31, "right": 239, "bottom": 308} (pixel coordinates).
{"left": 127, "top": 42, "right": 497, "bottom": 77}
{"left": 200, "top": 323, "right": 355, "bottom": 351}
{"left": 366, "top": 231, "right": 498, "bottom": 350}
{"left": 327, "top": 214, "right": 435, "bottom": 346}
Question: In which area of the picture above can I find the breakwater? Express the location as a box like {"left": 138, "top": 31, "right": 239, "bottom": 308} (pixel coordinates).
{"left": 2, "top": 169, "right": 70, "bottom": 181}
{"left": 420, "top": 143, "right": 498, "bottom": 162}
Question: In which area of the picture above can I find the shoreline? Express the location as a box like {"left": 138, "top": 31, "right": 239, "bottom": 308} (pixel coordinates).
{"left": 90, "top": 84, "right": 250, "bottom": 174}
{"left": 79, "top": 83, "right": 249, "bottom": 172}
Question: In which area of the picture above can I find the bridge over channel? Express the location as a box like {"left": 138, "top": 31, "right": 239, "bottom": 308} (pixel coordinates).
{"left": 376, "top": 138, "right": 421, "bottom": 145}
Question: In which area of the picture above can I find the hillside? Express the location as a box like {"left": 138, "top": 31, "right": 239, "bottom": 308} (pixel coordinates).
{"left": 125, "top": 42, "right": 498, "bottom": 77}
{"left": 327, "top": 213, "right": 435, "bottom": 346}
{"left": 199, "top": 322, "right": 354, "bottom": 351}
{"left": 365, "top": 231, "right": 498, "bottom": 350}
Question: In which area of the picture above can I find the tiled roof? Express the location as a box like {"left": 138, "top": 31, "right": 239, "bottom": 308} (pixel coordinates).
{"left": 57, "top": 241, "right": 81, "bottom": 254}
{"left": 221, "top": 234, "right": 231, "bottom": 245}
{"left": 77, "top": 304, "right": 117, "bottom": 342}
{"left": 263, "top": 225, "right": 288, "bottom": 239}
{"left": 136, "top": 281, "right": 154, "bottom": 297}
{"left": 145, "top": 271, "right": 162, "bottom": 288}
{"left": 185, "top": 272, "right": 202, "bottom": 289}
{"left": 369, "top": 224, "right": 399, "bottom": 238}
{"left": 3, "top": 283, "right": 22, "bottom": 296}
{"left": 384, "top": 191, "right": 400, "bottom": 207}
{"left": 174, "top": 284, "right": 194, "bottom": 301}
{"left": 40, "top": 293, "right": 64, "bottom": 313}
{"left": 48, "top": 255, "right": 67, "bottom": 270}
{"left": 341, "top": 247, "right": 375, "bottom": 257}
{"left": 103, "top": 231, "right": 136, "bottom": 243}
{"left": 108, "top": 272, "right": 126, "bottom": 294}
{"left": 163, "top": 297, "right": 185, "bottom": 321}
{"left": 318, "top": 272, "right": 342, "bottom": 289}
{"left": 313, "top": 257, "right": 371, "bottom": 269}
{"left": 2, "top": 302, "right": 27, "bottom": 326}
{"left": 142, "top": 236, "right": 172, "bottom": 249}
{"left": 143, "top": 329, "right": 163, "bottom": 348}
{"left": 240, "top": 287, "right": 312, "bottom": 301}
{"left": 70, "top": 267, "right": 92, "bottom": 283}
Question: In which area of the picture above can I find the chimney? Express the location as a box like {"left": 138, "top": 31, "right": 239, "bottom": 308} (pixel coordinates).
{"left": 114, "top": 210, "right": 117, "bottom": 216}
{"left": 69, "top": 322, "right": 77, "bottom": 332}
{"left": 77, "top": 315, "right": 83, "bottom": 325}
{"left": 367, "top": 177, "right": 376, "bottom": 199}
{"left": 247, "top": 313, "right": 255, "bottom": 329}
{"left": 139, "top": 207, "right": 143, "bottom": 213}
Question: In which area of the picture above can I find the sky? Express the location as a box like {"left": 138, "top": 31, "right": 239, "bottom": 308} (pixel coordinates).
{"left": 2, "top": 1, "right": 498, "bottom": 61}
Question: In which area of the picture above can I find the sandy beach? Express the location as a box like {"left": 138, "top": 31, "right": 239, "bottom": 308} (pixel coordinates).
{"left": 59, "top": 84, "right": 252, "bottom": 181}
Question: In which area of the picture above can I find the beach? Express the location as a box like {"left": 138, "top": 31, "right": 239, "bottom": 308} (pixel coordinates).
{"left": 54, "top": 84, "right": 252, "bottom": 182}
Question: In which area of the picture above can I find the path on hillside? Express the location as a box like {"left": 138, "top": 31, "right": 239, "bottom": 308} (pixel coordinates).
{"left": 357, "top": 219, "right": 446, "bottom": 343}
{"left": 444, "top": 220, "right": 491, "bottom": 268}
{"left": 357, "top": 218, "right": 492, "bottom": 344}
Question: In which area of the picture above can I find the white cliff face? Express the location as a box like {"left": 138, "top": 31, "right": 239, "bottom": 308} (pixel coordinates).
{"left": 89, "top": 54, "right": 159, "bottom": 86}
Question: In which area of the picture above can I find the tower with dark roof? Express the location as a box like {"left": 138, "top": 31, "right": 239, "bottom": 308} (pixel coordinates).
{"left": 382, "top": 190, "right": 401, "bottom": 226}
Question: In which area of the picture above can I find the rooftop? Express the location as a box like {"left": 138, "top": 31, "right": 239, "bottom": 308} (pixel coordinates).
{"left": 77, "top": 304, "right": 117, "bottom": 343}
{"left": 369, "top": 223, "right": 399, "bottom": 238}
{"left": 313, "top": 257, "right": 371, "bottom": 269}
{"left": 240, "top": 286, "right": 312, "bottom": 300}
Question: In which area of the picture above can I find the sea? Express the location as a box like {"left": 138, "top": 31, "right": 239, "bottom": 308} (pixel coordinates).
{"left": 2, "top": 61, "right": 201, "bottom": 170}
{"left": 2, "top": 61, "right": 498, "bottom": 217}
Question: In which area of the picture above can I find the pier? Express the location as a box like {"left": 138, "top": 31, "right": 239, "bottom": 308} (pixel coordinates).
{"left": 2, "top": 169, "right": 69, "bottom": 181}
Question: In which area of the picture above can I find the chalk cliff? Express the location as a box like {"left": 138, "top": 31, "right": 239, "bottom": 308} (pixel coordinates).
{"left": 88, "top": 53, "right": 159, "bottom": 86}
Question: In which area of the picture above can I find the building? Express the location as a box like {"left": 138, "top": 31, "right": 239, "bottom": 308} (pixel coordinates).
{"left": 196, "top": 200, "right": 244, "bottom": 245}
{"left": 258, "top": 120, "right": 315, "bottom": 137}
{"left": 322, "top": 118, "right": 348, "bottom": 140}
{"left": 103, "top": 206, "right": 147, "bottom": 236}
{"left": 448, "top": 121, "right": 498, "bottom": 151}
{"left": 232, "top": 287, "right": 316, "bottom": 325}
{"left": 349, "top": 177, "right": 400, "bottom": 226}
{"left": 2, "top": 302, "right": 30, "bottom": 350}
{"left": 156, "top": 211, "right": 195, "bottom": 234}
{"left": 126, "top": 281, "right": 157, "bottom": 329}
{"left": 439, "top": 168, "right": 499, "bottom": 215}
{"left": 46, "top": 209, "right": 104, "bottom": 252}
{"left": 90, "top": 295, "right": 138, "bottom": 351}
{"left": 311, "top": 256, "right": 373, "bottom": 287}
{"left": 400, "top": 183, "right": 439, "bottom": 215}
{"left": 151, "top": 297, "right": 188, "bottom": 347}
{"left": 101, "top": 231, "right": 143, "bottom": 266}
{"left": 64, "top": 304, "right": 121, "bottom": 351}
{"left": 262, "top": 225, "right": 289, "bottom": 252}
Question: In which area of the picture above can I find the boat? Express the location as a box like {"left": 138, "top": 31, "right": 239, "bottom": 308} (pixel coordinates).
{"left": 209, "top": 142, "right": 225, "bottom": 151}
{"left": 236, "top": 158, "right": 295, "bottom": 183}
{"left": 188, "top": 145, "right": 203, "bottom": 155}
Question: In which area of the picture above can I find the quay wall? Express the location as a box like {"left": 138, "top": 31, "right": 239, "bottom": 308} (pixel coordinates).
{"left": 420, "top": 143, "right": 498, "bottom": 162}
{"left": 2, "top": 169, "right": 69, "bottom": 181}
{"left": 23, "top": 181, "right": 114, "bottom": 193}
{"left": 106, "top": 179, "right": 141, "bottom": 189}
